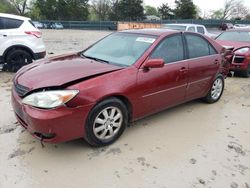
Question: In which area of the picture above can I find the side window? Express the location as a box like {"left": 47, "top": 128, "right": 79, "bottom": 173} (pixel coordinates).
{"left": 150, "top": 35, "right": 184, "bottom": 64}
{"left": 185, "top": 34, "right": 211, "bottom": 58}
{"left": 0, "top": 18, "right": 3, "bottom": 29}
{"left": 197, "top": 27, "right": 205, "bottom": 34}
{"left": 2, "top": 18, "right": 23, "bottom": 29}
{"left": 209, "top": 45, "right": 217, "bottom": 55}
{"left": 187, "top": 27, "right": 195, "bottom": 32}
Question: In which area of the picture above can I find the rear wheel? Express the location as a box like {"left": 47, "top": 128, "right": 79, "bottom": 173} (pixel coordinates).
{"left": 5, "top": 49, "right": 33, "bottom": 72}
{"left": 85, "top": 98, "right": 128, "bottom": 147}
{"left": 241, "top": 64, "right": 250, "bottom": 78}
{"left": 203, "top": 76, "right": 224, "bottom": 103}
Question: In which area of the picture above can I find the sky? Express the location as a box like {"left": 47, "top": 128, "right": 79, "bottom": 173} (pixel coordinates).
{"left": 144, "top": 0, "right": 250, "bottom": 13}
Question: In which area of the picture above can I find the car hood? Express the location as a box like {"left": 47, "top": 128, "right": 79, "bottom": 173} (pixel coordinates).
{"left": 216, "top": 40, "right": 250, "bottom": 50}
{"left": 15, "top": 53, "right": 123, "bottom": 90}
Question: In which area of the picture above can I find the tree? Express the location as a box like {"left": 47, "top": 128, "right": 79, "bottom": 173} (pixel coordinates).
{"left": 221, "top": 0, "right": 248, "bottom": 19}
{"left": 158, "top": 3, "right": 173, "bottom": 20}
{"left": 144, "top": 5, "right": 158, "bottom": 16}
{"left": 111, "top": 0, "right": 144, "bottom": 21}
{"left": 209, "top": 0, "right": 248, "bottom": 20}
{"left": 34, "top": 0, "right": 89, "bottom": 21}
{"left": 210, "top": 9, "right": 224, "bottom": 19}
{"left": 91, "top": 0, "right": 112, "bottom": 21}
{"left": 0, "top": 0, "right": 17, "bottom": 14}
{"left": 246, "top": 14, "right": 250, "bottom": 20}
{"left": 9, "top": 0, "right": 29, "bottom": 15}
{"left": 174, "top": 0, "right": 197, "bottom": 19}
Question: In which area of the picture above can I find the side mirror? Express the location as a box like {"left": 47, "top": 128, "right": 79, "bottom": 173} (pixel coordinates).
{"left": 143, "top": 59, "right": 165, "bottom": 69}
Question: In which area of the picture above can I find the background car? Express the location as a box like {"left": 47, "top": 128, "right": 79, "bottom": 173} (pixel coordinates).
{"left": 233, "top": 24, "right": 250, "bottom": 29}
{"left": 162, "top": 23, "right": 217, "bottom": 38}
{"left": 50, "top": 22, "right": 64, "bottom": 29}
{"left": 0, "top": 13, "right": 46, "bottom": 72}
{"left": 32, "top": 21, "right": 44, "bottom": 29}
{"left": 216, "top": 29, "right": 250, "bottom": 77}
{"left": 12, "top": 29, "right": 228, "bottom": 146}
{"left": 220, "top": 23, "right": 234, "bottom": 31}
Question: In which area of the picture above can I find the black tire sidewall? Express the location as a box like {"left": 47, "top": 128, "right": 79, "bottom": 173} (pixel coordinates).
{"left": 85, "top": 98, "right": 128, "bottom": 147}
{"left": 6, "top": 49, "right": 32, "bottom": 72}
{"left": 242, "top": 64, "right": 250, "bottom": 78}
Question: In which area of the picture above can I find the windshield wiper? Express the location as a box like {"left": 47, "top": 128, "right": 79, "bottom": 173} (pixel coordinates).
{"left": 81, "top": 54, "right": 110, "bottom": 64}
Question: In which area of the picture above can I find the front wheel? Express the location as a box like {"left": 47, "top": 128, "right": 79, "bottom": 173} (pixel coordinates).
{"left": 85, "top": 98, "right": 128, "bottom": 147}
{"left": 203, "top": 76, "right": 224, "bottom": 103}
{"left": 241, "top": 64, "right": 250, "bottom": 78}
{"left": 5, "top": 49, "right": 33, "bottom": 72}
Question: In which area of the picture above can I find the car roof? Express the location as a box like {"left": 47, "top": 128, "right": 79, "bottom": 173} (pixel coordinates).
{"left": 0, "top": 13, "right": 30, "bottom": 21}
{"left": 164, "top": 23, "right": 205, "bottom": 27}
{"left": 120, "top": 28, "right": 180, "bottom": 36}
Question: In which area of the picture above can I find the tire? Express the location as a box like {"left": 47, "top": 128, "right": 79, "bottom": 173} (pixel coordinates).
{"left": 5, "top": 49, "right": 33, "bottom": 72}
{"left": 85, "top": 98, "right": 128, "bottom": 147}
{"left": 203, "top": 75, "right": 224, "bottom": 104}
{"left": 241, "top": 64, "right": 250, "bottom": 78}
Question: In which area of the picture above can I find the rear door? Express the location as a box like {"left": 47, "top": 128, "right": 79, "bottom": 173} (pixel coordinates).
{"left": 0, "top": 17, "right": 24, "bottom": 55}
{"left": 184, "top": 33, "right": 220, "bottom": 100}
{"left": 136, "top": 34, "right": 188, "bottom": 117}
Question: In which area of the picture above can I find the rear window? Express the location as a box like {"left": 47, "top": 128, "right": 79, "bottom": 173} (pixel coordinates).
{"left": 0, "top": 17, "right": 23, "bottom": 29}
{"left": 216, "top": 31, "right": 250, "bottom": 42}
{"left": 164, "top": 25, "right": 187, "bottom": 31}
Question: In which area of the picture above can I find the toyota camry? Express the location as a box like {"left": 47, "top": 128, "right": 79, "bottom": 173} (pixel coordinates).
{"left": 12, "top": 29, "right": 228, "bottom": 146}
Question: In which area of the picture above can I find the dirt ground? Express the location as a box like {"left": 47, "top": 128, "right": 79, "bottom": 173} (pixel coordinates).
{"left": 0, "top": 30, "right": 250, "bottom": 188}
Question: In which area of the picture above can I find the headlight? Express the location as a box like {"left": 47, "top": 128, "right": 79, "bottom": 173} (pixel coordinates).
{"left": 22, "top": 90, "right": 79, "bottom": 109}
{"left": 234, "top": 47, "right": 250, "bottom": 54}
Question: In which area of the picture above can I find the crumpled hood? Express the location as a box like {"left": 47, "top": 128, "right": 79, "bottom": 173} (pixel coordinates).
{"left": 15, "top": 53, "right": 123, "bottom": 90}
{"left": 216, "top": 40, "right": 250, "bottom": 51}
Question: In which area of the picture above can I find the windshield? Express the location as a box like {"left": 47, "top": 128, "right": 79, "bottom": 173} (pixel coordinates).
{"left": 83, "top": 33, "right": 157, "bottom": 66}
{"left": 216, "top": 31, "right": 250, "bottom": 43}
{"left": 163, "top": 25, "right": 187, "bottom": 31}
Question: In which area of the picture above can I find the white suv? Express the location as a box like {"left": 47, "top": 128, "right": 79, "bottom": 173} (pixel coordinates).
{"left": 0, "top": 13, "right": 46, "bottom": 72}
{"left": 162, "top": 24, "right": 218, "bottom": 38}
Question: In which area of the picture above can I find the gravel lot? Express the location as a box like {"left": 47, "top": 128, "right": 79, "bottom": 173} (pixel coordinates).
{"left": 0, "top": 30, "right": 249, "bottom": 188}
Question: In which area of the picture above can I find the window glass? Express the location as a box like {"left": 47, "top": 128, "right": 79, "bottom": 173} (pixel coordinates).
{"left": 187, "top": 27, "right": 195, "bottom": 32}
{"left": 1, "top": 18, "right": 23, "bottom": 29}
{"left": 151, "top": 35, "right": 184, "bottom": 63}
{"left": 186, "top": 34, "right": 211, "bottom": 58}
{"left": 83, "top": 33, "right": 157, "bottom": 66}
{"left": 197, "top": 27, "right": 205, "bottom": 34}
{"left": 209, "top": 45, "right": 217, "bottom": 55}
{"left": 163, "top": 25, "right": 187, "bottom": 31}
{"left": 216, "top": 31, "right": 250, "bottom": 42}
{"left": 0, "top": 18, "right": 3, "bottom": 29}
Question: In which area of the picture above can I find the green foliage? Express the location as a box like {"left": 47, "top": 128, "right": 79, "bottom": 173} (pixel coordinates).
{"left": 210, "top": 9, "right": 224, "bottom": 19}
{"left": 158, "top": 3, "right": 173, "bottom": 20}
{"left": 34, "top": 0, "right": 89, "bottom": 20}
{"left": 91, "top": 0, "right": 112, "bottom": 21}
{"left": 145, "top": 5, "right": 158, "bottom": 16}
{"left": 109, "top": 0, "right": 144, "bottom": 21}
{"left": 0, "top": 0, "right": 17, "bottom": 14}
{"left": 174, "top": 0, "right": 197, "bottom": 19}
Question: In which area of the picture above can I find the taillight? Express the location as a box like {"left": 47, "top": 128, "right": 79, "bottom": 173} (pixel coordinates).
{"left": 25, "top": 31, "right": 42, "bottom": 38}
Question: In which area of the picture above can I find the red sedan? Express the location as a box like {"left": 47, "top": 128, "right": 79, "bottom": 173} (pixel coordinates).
{"left": 216, "top": 29, "right": 250, "bottom": 77}
{"left": 12, "top": 29, "right": 228, "bottom": 146}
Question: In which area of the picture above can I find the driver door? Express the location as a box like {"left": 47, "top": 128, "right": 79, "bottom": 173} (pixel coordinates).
{"left": 136, "top": 34, "right": 188, "bottom": 117}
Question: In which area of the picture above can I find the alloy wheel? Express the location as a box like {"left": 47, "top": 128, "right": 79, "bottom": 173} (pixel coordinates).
{"left": 93, "top": 106, "right": 123, "bottom": 141}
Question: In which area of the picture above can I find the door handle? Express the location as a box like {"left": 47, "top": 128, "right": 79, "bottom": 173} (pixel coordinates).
{"left": 0, "top": 34, "right": 7, "bottom": 37}
{"left": 179, "top": 67, "right": 188, "bottom": 73}
{"left": 214, "top": 59, "right": 219, "bottom": 65}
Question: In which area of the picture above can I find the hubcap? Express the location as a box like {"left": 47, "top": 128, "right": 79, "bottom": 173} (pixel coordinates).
{"left": 93, "top": 107, "right": 123, "bottom": 140}
{"left": 211, "top": 78, "right": 223, "bottom": 100}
